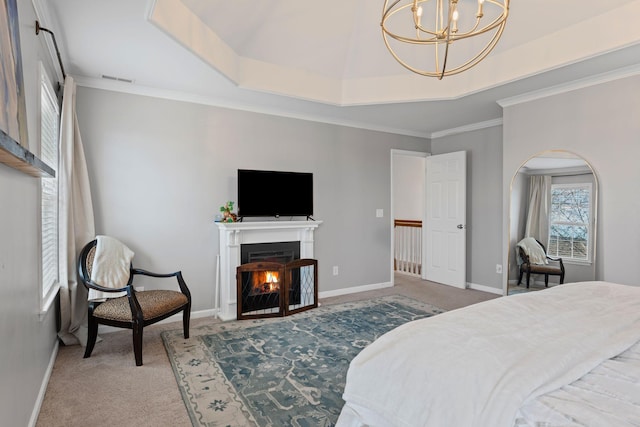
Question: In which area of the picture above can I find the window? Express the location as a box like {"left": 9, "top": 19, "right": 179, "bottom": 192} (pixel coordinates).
{"left": 548, "top": 183, "right": 592, "bottom": 262}
{"left": 40, "top": 63, "right": 60, "bottom": 315}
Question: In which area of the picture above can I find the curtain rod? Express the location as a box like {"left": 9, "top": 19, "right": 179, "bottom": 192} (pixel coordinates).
{"left": 35, "top": 20, "right": 67, "bottom": 82}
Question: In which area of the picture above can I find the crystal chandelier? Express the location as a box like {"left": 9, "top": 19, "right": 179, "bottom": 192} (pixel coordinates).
{"left": 381, "top": 0, "right": 510, "bottom": 79}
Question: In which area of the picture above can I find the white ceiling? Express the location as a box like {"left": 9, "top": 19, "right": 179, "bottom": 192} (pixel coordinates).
{"left": 42, "top": 0, "right": 640, "bottom": 137}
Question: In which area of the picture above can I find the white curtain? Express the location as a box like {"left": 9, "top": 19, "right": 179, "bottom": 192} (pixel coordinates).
{"left": 57, "top": 76, "right": 95, "bottom": 346}
{"left": 525, "top": 175, "right": 551, "bottom": 246}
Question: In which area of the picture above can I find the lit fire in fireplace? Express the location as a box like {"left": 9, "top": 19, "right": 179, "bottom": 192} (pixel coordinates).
{"left": 250, "top": 270, "right": 281, "bottom": 295}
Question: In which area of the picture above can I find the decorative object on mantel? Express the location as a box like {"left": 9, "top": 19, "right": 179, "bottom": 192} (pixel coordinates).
{"left": 218, "top": 201, "right": 237, "bottom": 222}
{"left": 381, "top": 0, "right": 510, "bottom": 79}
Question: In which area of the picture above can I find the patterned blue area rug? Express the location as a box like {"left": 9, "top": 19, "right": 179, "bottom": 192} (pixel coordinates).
{"left": 162, "top": 295, "right": 444, "bottom": 426}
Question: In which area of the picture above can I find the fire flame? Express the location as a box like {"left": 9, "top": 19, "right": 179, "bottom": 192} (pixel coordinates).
{"left": 250, "top": 270, "right": 280, "bottom": 295}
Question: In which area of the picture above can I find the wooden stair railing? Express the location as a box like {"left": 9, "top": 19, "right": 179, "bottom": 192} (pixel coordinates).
{"left": 394, "top": 219, "right": 422, "bottom": 276}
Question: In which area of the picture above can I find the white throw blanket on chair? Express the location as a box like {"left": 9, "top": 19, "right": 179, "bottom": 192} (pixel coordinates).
{"left": 516, "top": 237, "right": 548, "bottom": 265}
{"left": 88, "top": 235, "right": 135, "bottom": 301}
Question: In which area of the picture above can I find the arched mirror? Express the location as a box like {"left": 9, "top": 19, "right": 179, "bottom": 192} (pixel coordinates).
{"left": 507, "top": 150, "right": 598, "bottom": 295}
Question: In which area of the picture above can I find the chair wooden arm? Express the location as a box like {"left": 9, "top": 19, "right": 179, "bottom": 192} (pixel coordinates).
{"left": 546, "top": 255, "right": 563, "bottom": 264}
{"left": 131, "top": 268, "right": 179, "bottom": 278}
{"left": 131, "top": 269, "right": 190, "bottom": 297}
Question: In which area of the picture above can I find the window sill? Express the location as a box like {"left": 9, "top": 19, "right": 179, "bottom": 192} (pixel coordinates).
{"left": 0, "top": 129, "right": 55, "bottom": 178}
{"left": 39, "top": 283, "right": 60, "bottom": 321}
{"left": 562, "top": 259, "right": 592, "bottom": 266}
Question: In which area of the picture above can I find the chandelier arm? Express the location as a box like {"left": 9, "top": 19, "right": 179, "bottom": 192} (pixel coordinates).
{"left": 438, "top": 2, "right": 455, "bottom": 80}
{"left": 382, "top": 1, "right": 445, "bottom": 39}
{"left": 413, "top": 24, "right": 449, "bottom": 38}
{"left": 454, "top": 17, "right": 482, "bottom": 38}
{"left": 451, "top": 12, "right": 508, "bottom": 40}
{"left": 383, "top": 30, "right": 440, "bottom": 44}
{"left": 382, "top": 0, "right": 447, "bottom": 39}
{"left": 440, "top": 22, "right": 506, "bottom": 75}
{"left": 435, "top": 36, "right": 441, "bottom": 75}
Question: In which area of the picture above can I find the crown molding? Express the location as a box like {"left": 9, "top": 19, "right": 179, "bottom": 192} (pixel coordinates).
{"left": 430, "top": 118, "right": 503, "bottom": 139}
{"left": 72, "top": 75, "right": 431, "bottom": 139}
{"left": 498, "top": 63, "right": 640, "bottom": 108}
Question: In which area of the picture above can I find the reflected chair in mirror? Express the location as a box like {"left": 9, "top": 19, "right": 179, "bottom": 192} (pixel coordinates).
{"left": 517, "top": 238, "right": 565, "bottom": 288}
{"left": 78, "top": 239, "right": 191, "bottom": 366}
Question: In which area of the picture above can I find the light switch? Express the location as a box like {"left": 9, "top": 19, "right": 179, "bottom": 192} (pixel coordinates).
{"left": 376, "top": 209, "right": 384, "bottom": 218}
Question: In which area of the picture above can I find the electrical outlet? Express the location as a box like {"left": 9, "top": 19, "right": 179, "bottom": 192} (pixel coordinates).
{"left": 496, "top": 264, "right": 503, "bottom": 274}
{"left": 332, "top": 266, "right": 339, "bottom": 276}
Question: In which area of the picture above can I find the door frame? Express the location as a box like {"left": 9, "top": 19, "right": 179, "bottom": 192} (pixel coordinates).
{"left": 390, "top": 149, "right": 429, "bottom": 285}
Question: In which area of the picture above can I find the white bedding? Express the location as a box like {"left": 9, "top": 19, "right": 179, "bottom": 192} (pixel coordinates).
{"left": 515, "top": 340, "right": 640, "bottom": 426}
{"left": 337, "top": 282, "right": 640, "bottom": 427}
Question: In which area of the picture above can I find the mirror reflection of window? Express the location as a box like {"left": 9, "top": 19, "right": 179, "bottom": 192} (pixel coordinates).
{"left": 549, "top": 183, "right": 592, "bottom": 262}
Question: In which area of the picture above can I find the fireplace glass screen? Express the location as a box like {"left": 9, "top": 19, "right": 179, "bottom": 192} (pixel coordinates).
{"left": 236, "top": 259, "right": 317, "bottom": 320}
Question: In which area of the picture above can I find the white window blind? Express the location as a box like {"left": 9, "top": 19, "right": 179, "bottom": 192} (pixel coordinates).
{"left": 548, "top": 183, "right": 592, "bottom": 262}
{"left": 40, "top": 64, "right": 60, "bottom": 313}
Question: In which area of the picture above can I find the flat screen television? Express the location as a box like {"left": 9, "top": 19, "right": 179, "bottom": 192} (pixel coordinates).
{"left": 237, "top": 169, "right": 313, "bottom": 219}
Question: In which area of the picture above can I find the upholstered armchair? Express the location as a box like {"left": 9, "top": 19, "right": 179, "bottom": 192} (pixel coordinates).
{"left": 78, "top": 238, "right": 191, "bottom": 366}
{"left": 517, "top": 238, "right": 565, "bottom": 288}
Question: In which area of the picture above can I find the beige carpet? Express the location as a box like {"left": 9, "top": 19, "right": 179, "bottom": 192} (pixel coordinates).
{"left": 36, "top": 274, "right": 498, "bottom": 427}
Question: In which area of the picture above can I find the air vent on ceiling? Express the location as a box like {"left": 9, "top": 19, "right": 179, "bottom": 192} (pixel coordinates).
{"left": 101, "top": 74, "right": 134, "bottom": 84}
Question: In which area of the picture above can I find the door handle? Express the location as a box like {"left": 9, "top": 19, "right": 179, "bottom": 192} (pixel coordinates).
{"left": 457, "top": 224, "right": 465, "bottom": 229}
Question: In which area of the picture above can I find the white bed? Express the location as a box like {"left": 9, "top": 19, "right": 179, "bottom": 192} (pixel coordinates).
{"left": 337, "top": 281, "right": 640, "bottom": 427}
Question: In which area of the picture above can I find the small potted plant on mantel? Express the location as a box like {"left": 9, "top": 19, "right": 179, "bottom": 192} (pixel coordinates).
{"left": 219, "top": 201, "right": 237, "bottom": 222}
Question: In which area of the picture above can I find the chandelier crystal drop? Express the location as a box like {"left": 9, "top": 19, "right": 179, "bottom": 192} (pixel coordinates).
{"left": 381, "top": 0, "right": 510, "bottom": 79}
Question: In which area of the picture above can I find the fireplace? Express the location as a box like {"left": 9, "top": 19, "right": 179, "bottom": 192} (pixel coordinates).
{"left": 215, "top": 220, "right": 322, "bottom": 320}
{"left": 237, "top": 241, "right": 317, "bottom": 319}
{"left": 239, "top": 242, "right": 299, "bottom": 314}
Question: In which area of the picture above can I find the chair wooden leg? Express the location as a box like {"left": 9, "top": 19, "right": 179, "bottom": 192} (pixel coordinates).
{"left": 518, "top": 270, "right": 524, "bottom": 286}
{"left": 84, "top": 315, "right": 99, "bottom": 358}
{"left": 544, "top": 274, "right": 549, "bottom": 287}
{"left": 183, "top": 307, "right": 191, "bottom": 339}
{"left": 526, "top": 271, "right": 531, "bottom": 288}
{"left": 133, "top": 324, "right": 143, "bottom": 366}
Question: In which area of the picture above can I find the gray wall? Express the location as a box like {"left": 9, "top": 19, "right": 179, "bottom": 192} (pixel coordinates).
{"left": 0, "top": 0, "right": 60, "bottom": 425}
{"left": 75, "top": 87, "right": 429, "bottom": 311}
{"left": 503, "top": 74, "right": 640, "bottom": 287}
{"left": 431, "top": 125, "right": 504, "bottom": 291}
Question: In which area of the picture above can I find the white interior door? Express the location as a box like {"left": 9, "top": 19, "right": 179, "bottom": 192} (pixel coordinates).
{"left": 424, "top": 151, "right": 466, "bottom": 288}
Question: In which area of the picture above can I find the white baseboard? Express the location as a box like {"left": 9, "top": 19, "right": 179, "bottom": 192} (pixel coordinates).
{"left": 98, "top": 308, "right": 218, "bottom": 335}
{"left": 318, "top": 281, "right": 393, "bottom": 299}
{"left": 29, "top": 339, "right": 59, "bottom": 427}
{"left": 467, "top": 282, "right": 503, "bottom": 295}
{"left": 217, "top": 312, "right": 236, "bottom": 322}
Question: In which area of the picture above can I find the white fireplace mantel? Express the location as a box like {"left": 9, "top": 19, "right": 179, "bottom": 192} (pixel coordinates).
{"left": 215, "top": 220, "right": 322, "bottom": 320}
